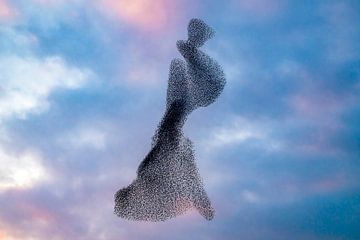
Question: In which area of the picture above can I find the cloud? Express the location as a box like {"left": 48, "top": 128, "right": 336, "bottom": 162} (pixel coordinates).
{"left": 126, "top": 61, "right": 164, "bottom": 86}
{"left": 202, "top": 116, "right": 282, "bottom": 151}
{"left": 0, "top": 55, "right": 91, "bottom": 120}
{"left": 98, "top": 0, "right": 184, "bottom": 32}
{"left": 0, "top": 147, "right": 48, "bottom": 191}
{"left": 0, "top": 25, "right": 94, "bottom": 193}
{"left": 0, "top": 27, "right": 38, "bottom": 55}
{"left": 0, "top": 0, "right": 16, "bottom": 22}
{"left": 33, "top": 0, "right": 64, "bottom": 5}
{"left": 241, "top": 189, "right": 261, "bottom": 203}
{"left": 56, "top": 122, "right": 109, "bottom": 150}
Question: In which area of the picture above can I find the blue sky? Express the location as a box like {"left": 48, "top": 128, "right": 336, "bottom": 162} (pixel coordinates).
{"left": 0, "top": 0, "right": 359, "bottom": 239}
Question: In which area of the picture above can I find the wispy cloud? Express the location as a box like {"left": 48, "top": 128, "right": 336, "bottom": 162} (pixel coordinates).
{"left": 0, "top": 15, "right": 94, "bottom": 197}
{"left": 0, "top": 0, "right": 16, "bottom": 22}
{"left": 98, "top": 0, "right": 184, "bottom": 32}
{"left": 202, "top": 116, "right": 282, "bottom": 152}
{"left": 0, "top": 147, "right": 48, "bottom": 191}
{"left": 56, "top": 122, "right": 109, "bottom": 150}
{"left": 0, "top": 55, "right": 91, "bottom": 119}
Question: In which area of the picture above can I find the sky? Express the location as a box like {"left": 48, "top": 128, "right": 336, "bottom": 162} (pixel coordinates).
{"left": 0, "top": 0, "right": 359, "bottom": 239}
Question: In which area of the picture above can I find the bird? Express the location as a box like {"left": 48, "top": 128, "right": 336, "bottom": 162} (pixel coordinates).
{"left": 114, "top": 18, "right": 226, "bottom": 222}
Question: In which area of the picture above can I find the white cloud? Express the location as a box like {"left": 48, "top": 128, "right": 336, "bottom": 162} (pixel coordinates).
{"left": 0, "top": 55, "right": 91, "bottom": 120}
{"left": 202, "top": 116, "right": 282, "bottom": 151}
{"left": 0, "top": 28, "right": 94, "bottom": 191}
{"left": 204, "top": 117, "right": 264, "bottom": 147}
{"left": 0, "top": 146, "right": 49, "bottom": 191}
{"left": 212, "top": 126, "right": 263, "bottom": 146}
{"left": 241, "top": 189, "right": 261, "bottom": 203}
{"left": 57, "top": 124, "right": 108, "bottom": 150}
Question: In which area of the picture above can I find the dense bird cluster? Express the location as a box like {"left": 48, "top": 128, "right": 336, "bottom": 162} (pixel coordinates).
{"left": 114, "top": 18, "right": 226, "bottom": 221}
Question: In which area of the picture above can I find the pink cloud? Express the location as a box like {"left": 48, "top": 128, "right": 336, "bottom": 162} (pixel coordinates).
{"left": 34, "top": 0, "right": 61, "bottom": 5}
{"left": 309, "top": 174, "right": 347, "bottom": 194}
{"left": 0, "top": 221, "right": 24, "bottom": 240}
{"left": 99, "top": 0, "right": 183, "bottom": 32}
{"left": 0, "top": 230, "right": 8, "bottom": 239}
{"left": 0, "top": 0, "right": 16, "bottom": 21}
{"left": 289, "top": 93, "right": 348, "bottom": 154}
{"left": 36, "top": 0, "right": 58, "bottom": 4}
{"left": 290, "top": 93, "right": 345, "bottom": 130}
{"left": 126, "top": 61, "right": 164, "bottom": 86}
{"left": 17, "top": 202, "right": 56, "bottom": 223}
